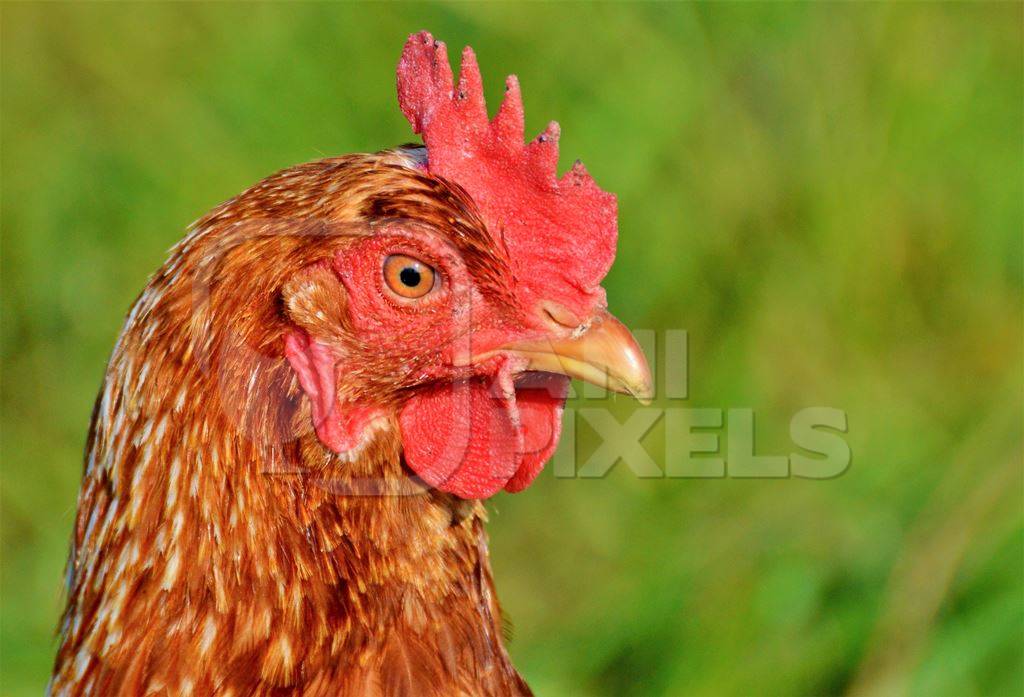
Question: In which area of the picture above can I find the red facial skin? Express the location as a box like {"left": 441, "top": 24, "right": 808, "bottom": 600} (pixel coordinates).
{"left": 284, "top": 224, "right": 572, "bottom": 499}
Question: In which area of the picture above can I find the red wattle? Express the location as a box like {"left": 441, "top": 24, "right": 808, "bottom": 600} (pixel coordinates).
{"left": 399, "top": 376, "right": 568, "bottom": 499}
{"left": 504, "top": 374, "right": 568, "bottom": 493}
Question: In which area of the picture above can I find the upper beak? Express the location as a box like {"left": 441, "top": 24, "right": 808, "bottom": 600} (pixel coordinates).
{"left": 482, "top": 310, "right": 654, "bottom": 404}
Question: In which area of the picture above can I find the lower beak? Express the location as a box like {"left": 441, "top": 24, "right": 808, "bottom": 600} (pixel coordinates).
{"left": 484, "top": 310, "right": 653, "bottom": 404}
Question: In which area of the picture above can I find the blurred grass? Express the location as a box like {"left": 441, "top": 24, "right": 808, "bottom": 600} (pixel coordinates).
{"left": 1, "top": 2, "right": 1021, "bottom": 696}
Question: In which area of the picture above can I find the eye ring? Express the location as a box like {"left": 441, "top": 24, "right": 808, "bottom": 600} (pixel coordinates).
{"left": 383, "top": 254, "right": 438, "bottom": 300}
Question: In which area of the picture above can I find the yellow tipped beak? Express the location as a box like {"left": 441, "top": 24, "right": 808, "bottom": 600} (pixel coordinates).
{"left": 490, "top": 311, "right": 654, "bottom": 403}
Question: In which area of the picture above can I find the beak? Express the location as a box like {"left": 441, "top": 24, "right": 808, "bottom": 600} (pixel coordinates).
{"left": 483, "top": 310, "right": 654, "bottom": 404}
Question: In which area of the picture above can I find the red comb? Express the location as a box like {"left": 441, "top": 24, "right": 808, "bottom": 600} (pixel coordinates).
{"left": 397, "top": 31, "right": 617, "bottom": 318}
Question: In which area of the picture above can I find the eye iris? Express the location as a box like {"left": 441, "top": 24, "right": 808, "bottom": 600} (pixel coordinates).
{"left": 399, "top": 266, "right": 421, "bottom": 287}
{"left": 383, "top": 254, "right": 437, "bottom": 300}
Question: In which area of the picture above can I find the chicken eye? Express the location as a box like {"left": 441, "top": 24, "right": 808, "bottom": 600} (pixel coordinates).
{"left": 383, "top": 254, "right": 437, "bottom": 299}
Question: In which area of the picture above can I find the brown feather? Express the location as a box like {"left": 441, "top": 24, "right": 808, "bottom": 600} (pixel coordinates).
{"left": 51, "top": 149, "right": 531, "bottom": 696}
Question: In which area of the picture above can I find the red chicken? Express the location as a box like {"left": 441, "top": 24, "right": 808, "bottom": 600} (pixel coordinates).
{"left": 51, "top": 31, "right": 651, "bottom": 696}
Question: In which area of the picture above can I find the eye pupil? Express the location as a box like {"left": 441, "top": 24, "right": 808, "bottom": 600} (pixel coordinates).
{"left": 399, "top": 267, "right": 421, "bottom": 287}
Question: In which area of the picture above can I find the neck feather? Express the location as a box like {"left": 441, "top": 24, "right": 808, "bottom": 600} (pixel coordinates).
{"left": 52, "top": 230, "right": 525, "bottom": 695}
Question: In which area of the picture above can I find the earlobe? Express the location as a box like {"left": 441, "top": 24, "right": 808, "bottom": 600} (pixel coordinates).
{"left": 284, "top": 330, "right": 383, "bottom": 456}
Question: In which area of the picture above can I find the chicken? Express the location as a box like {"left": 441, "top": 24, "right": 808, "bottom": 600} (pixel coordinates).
{"left": 51, "top": 31, "right": 652, "bottom": 696}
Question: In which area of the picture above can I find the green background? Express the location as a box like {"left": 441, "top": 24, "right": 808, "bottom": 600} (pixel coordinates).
{"left": 2, "top": 2, "right": 1021, "bottom": 695}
